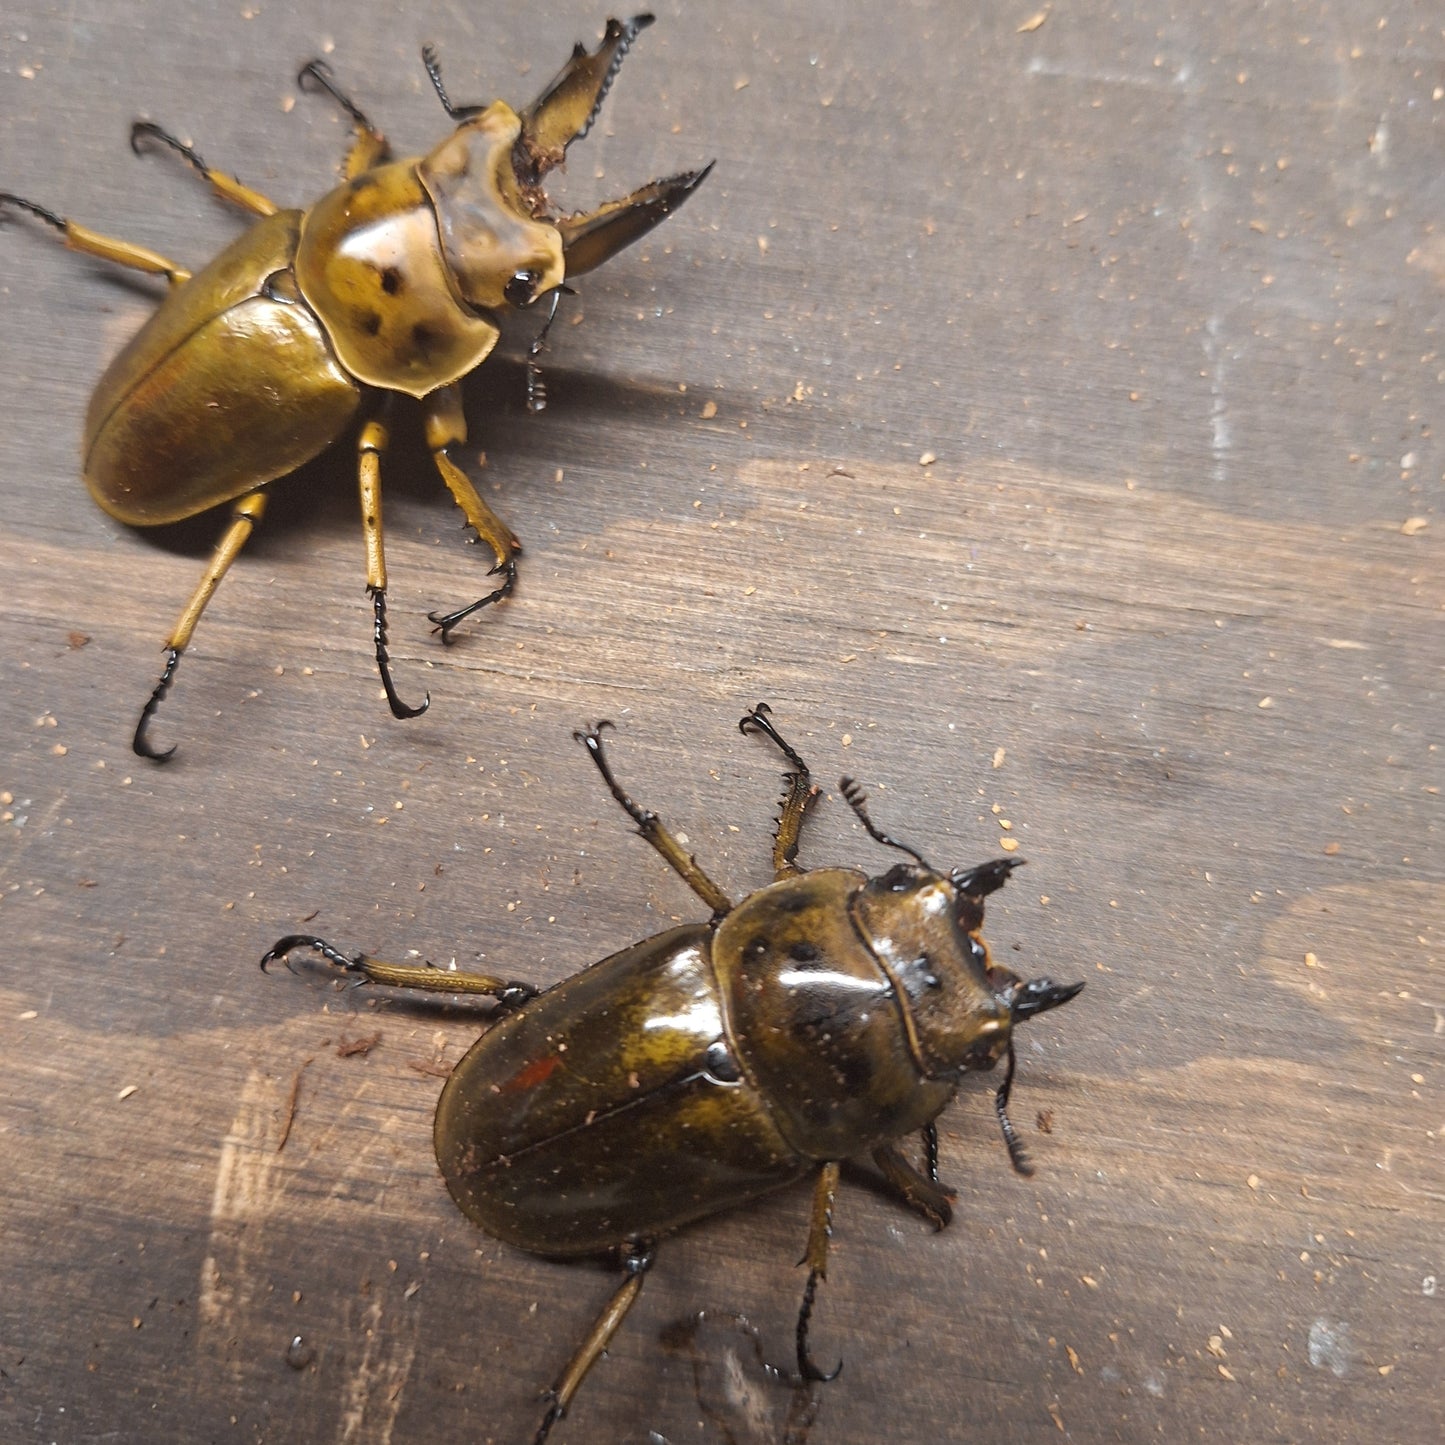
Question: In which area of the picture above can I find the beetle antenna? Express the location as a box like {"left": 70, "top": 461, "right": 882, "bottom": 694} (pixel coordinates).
{"left": 525, "top": 287, "right": 567, "bottom": 413}
{"left": 421, "top": 44, "right": 485, "bottom": 122}
{"left": 838, "top": 777, "right": 932, "bottom": 869}
{"left": 995, "top": 1040, "right": 1034, "bottom": 1177}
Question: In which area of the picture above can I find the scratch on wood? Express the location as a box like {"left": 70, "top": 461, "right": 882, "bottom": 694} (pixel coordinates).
{"left": 277, "top": 1056, "right": 314, "bottom": 1153}
{"left": 199, "top": 1069, "right": 289, "bottom": 1335}
{"left": 336, "top": 1294, "right": 419, "bottom": 1445}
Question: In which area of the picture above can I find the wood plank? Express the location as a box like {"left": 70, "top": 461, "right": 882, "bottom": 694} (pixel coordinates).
{"left": 1, "top": 4, "right": 1439, "bottom": 1442}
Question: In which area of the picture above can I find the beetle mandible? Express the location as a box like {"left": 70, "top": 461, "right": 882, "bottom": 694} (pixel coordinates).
{"left": 1, "top": 15, "right": 709, "bottom": 760}
{"left": 264, "top": 705, "right": 1084, "bottom": 1442}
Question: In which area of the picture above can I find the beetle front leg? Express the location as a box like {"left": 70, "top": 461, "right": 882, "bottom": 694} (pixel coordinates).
{"left": 297, "top": 60, "right": 391, "bottom": 178}
{"left": 132, "top": 489, "right": 267, "bottom": 761}
{"left": 871, "top": 1139, "right": 955, "bottom": 1231}
{"left": 534, "top": 1240, "right": 656, "bottom": 1445}
{"left": 795, "top": 1160, "right": 844, "bottom": 1383}
{"left": 739, "top": 702, "right": 819, "bottom": 880}
{"left": 356, "top": 418, "right": 430, "bottom": 720}
{"left": 0, "top": 191, "right": 190, "bottom": 286}
{"left": 574, "top": 722, "right": 735, "bottom": 918}
{"left": 419, "top": 385, "right": 522, "bottom": 643}
{"left": 129, "top": 122, "right": 278, "bottom": 218}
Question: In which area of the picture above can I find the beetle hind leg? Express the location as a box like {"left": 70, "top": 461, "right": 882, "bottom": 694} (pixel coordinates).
{"left": 1, "top": 190, "right": 190, "bottom": 286}
{"left": 534, "top": 1240, "right": 656, "bottom": 1445}
{"left": 132, "top": 489, "right": 267, "bottom": 761}
{"left": 129, "top": 121, "right": 278, "bottom": 218}
{"left": 739, "top": 702, "right": 819, "bottom": 880}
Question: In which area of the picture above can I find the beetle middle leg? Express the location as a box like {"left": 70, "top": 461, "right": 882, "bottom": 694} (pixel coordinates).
{"left": 261, "top": 934, "right": 540, "bottom": 1011}
{"left": 129, "top": 121, "right": 279, "bottom": 219}
{"left": 133, "top": 489, "right": 267, "bottom": 761}
{"left": 356, "top": 416, "right": 431, "bottom": 720}
{"left": 575, "top": 722, "right": 735, "bottom": 918}
{"left": 534, "top": 1240, "right": 656, "bottom": 1445}
{"left": 739, "top": 702, "right": 819, "bottom": 880}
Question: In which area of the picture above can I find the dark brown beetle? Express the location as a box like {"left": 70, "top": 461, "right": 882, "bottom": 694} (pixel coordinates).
{"left": 264, "top": 705, "right": 1082, "bottom": 1441}
{"left": 2, "top": 16, "right": 708, "bottom": 759}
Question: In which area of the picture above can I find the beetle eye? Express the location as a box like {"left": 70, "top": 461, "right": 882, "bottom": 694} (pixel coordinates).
{"left": 505, "top": 269, "right": 541, "bottom": 307}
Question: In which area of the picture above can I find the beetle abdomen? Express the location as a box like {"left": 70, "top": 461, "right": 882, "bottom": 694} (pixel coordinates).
{"left": 435, "top": 926, "right": 806, "bottom": 1257}
{"left": 83, "top": 209, "right": 360, "bottom": 526}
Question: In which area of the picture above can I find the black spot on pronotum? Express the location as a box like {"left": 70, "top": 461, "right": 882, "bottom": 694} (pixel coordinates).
{"left": 379, "top": 266, "right": 404, "bottom": 296}
{"left": 411, "top": 321, "right": 438, "bottom": 355}
{"left": 359, "top": 310, "right": 382, "bottom": 337}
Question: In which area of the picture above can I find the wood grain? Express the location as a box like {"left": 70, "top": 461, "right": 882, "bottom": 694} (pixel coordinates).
{"left": 1, "top": 4, "right": 1439, "bottom": 1443}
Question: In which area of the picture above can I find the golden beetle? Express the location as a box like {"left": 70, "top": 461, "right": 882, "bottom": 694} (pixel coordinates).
{"left": 2, "top": 15, "right": 709, "bottom": 758}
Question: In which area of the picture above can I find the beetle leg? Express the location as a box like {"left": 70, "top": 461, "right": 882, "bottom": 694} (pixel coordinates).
{"left": 131, "top": 489, "right": 267, "bottom": 760}
{"left": 296, "top": 60, "right": 391, "bottom": 177}
{"left": 921, "top": 1119, "right": 942, "bottom": 1184}
{"left": 871, "top": 1141, "right": 955, "bottom": 1231}
{"left": 534, "top": 1239, "right": 655, "bottom": 1445}
{"left": 419, "top": 385, "right": 521, "bottom": 643}
{"left": 129, "top": 121, "right": 278, "bottom": 218}
{"left": 261, "top": 934, "right": 539, "bottom": 1011}
{"left": 574, "top": 722, "right": 735, "bottom": 918}
{"left": 795, "top": 1161, "right": 844, "bottom": 1383}
{"left": 356, "top": 418, "right": 431, "bottom": 720}
{"left": 0, "top": 191, "right": 190, "bottom": 286}
{"left": 739, "top": 702, "right": 819, "bottom": 880}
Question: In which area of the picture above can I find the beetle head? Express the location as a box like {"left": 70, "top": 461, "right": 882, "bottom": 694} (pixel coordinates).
{"left": 852, "top": 855, "right": 1082, "bottom": 1079}
{"left": 418, "top": 15, "right": 711, "bottom": 314}
{"left": 851, "top": 861, "right": 1013, "bottom": 1079}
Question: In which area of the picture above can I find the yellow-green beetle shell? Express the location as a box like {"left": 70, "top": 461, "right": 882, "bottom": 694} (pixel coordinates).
{"left": 84, "top": 209, "right": 362, "bottom": 527}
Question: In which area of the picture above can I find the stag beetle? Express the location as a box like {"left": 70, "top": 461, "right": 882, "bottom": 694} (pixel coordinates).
{"left": 264, "top": 705, "right": 1083, "bottom": 1442}
{"left": 1, "top": 15, "right": 709, "bottom": 759}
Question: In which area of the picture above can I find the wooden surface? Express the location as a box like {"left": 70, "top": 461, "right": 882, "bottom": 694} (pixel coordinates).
{"left": 1, "top": 4, "right": 1440, "bottom": 1442}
